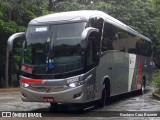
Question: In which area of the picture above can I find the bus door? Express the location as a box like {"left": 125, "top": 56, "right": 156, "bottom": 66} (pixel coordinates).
{"left": 85, "top": 16, "right": 104, "bottom": 100}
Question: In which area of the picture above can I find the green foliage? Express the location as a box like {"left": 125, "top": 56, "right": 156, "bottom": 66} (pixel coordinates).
{"left": 152, "top": 0, "right": 160, "bottom": 10}
{"left": 0, "top": 0, "right": 50, "bottom": 87}
{"left": 0, "top": 21, "right": 17, "bottom": 34}
{"left": 87, "top": 1, "right": 114, "bottom": 13}
{"left": 153, "top": 70, "right": 160, "bottom": 93}
{"left": 150, "top": 0, "right": 160, "bottom": 67}
{"left": 54, "top": 1, "right": 86, "bottom": 12}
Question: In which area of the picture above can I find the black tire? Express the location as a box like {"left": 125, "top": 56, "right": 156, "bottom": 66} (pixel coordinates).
{"left": 105, "top": 82, "right": 110, "bottom": 104}
{"left": 50, "top": 103, "right": 58, "bottom": 111}
{"left": 77, "top": 104, "right": 85, "bottom": 112}
{"left": 140, "top": 80, "right": 145, "bottom": 95}
{"left": 99, "top": 85, "right": 106, "bottom": 108}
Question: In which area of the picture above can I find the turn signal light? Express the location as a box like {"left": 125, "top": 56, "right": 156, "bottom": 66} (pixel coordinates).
{"left": 21, "top": 65, "right": 33, "bottom": 73}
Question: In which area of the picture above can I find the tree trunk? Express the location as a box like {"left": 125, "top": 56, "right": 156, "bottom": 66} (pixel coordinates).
{"left": 48, "top": 0, "right": 54, "bottom": 11}
{"left": 8, "top": 9, "right": 12, "bottom": 21}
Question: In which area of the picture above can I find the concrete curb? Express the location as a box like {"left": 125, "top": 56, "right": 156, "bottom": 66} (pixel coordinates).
{"left": 152, "top": 92, "right": 160, "bottom": 101}
{"left": 0, "top": 87, "right": 20, "bottom": 92}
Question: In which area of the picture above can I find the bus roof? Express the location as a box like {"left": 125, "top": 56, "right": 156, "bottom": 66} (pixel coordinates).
{"left": 29, "top": 10, "right": 151, "bottom": 42}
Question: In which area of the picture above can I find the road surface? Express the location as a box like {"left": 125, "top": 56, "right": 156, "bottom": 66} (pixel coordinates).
{"left": 0, "top": 87, "right": 160, "bottom": 120}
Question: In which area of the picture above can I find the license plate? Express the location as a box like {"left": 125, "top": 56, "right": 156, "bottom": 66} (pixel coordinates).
{"left": 42, "top": 97, "right": 54, "bottom": 102}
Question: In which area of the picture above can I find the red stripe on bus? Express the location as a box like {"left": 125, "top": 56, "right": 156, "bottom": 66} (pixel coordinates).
{"left": 137, "top": 58, "right": 143, "bottom": 89}
{"left": 21, "top": 78, "right": 43, "bottom": 84}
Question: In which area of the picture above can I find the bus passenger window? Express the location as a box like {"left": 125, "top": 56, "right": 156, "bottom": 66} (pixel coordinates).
{"left": 102, "top": 23, "right": 114, "bottom": 51}
{"left": 102, "top": 22, "right": 127, "bottom": 52}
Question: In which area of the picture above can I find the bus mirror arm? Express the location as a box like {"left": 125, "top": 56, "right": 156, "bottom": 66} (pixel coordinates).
{"left": 80, "top": 27, "right": 99, "bottom": 49}
{"left": 7, "top": 32, "right": 25, "bottom": 53}
{"left": 5, "top": 32, "right": 25, "bottom": 88}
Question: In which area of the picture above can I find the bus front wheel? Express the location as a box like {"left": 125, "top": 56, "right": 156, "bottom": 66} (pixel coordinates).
{"left": 140, "top": 79, "right": 146, "bottom": 95}
{"left": 50, "top": 103, "right": 58, "bottom": 110}
{"left": 99, "top": 85, "right": 106, "bottom": 108}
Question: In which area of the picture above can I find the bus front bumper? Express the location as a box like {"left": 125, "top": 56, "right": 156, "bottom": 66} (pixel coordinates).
{"left": 20, "top": 84, "right": 86, "bottom": 103}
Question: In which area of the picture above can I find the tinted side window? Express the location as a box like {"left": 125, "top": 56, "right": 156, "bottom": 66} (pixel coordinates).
{"left": 87, "top": 39, "right": 94, "bottom": 65}
{"left": 147, "top": 41, "right": 152, "bottom": 57}
{"left": 102, "top": 22, "right": 114, "bottom": 51}
{"left": 89, "top": 17, "right": 104, "bottom": 53}
{"left": 142, "top": 40, "right": 152, "bottom": 57}
{"left": 88, "top": 17, "right": 104, "bottom": 36}
{"left": 86, "top": 34, "right": 99, "bottom": 69}
{"left": 101, "top": 22, "right": 152, "bottom": 57}
{"left": 131, "top": 38, "right": 152, "bottom": 57}
{"left": 102, "top": 22, "right": 136, "bottom": 52}
{"left": 140, "top": 40, "right": 147, "bottom": 56}
{"left": 135, "top": 38, "right": 142, "bottom": 55}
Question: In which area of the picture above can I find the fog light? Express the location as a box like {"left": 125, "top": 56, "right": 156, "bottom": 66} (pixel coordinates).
{"left": 73, "top": 92, "right": 83, "bottom": 99}
{"left": 21, "top": 92, "right": 27, "bottom": 97}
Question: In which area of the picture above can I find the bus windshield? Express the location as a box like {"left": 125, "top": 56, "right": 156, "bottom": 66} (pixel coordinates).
{"left": 23, "top": 22, "right": 86, "bottom": 74}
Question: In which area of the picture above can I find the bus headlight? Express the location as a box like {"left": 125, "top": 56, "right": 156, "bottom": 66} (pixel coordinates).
{"left": 69, "top": 83, "right": 77, "bottom": 88}
{"left": 69, "top": 81, "right": 84, "bottom": 88}
{"left": 21, "top": 83, "right": 30, "bottom": 88}
{"left": 67, "top": 74, "right": 92, "bottom": 88}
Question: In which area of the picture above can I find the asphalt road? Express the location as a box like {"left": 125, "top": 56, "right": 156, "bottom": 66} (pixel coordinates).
{"left": 0, "top": 87, "right": 160, "bottom": 120}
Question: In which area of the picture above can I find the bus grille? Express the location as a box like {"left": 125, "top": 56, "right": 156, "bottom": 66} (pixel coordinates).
{"left": 30, "top": 85, "right": 68, "bottom": 92}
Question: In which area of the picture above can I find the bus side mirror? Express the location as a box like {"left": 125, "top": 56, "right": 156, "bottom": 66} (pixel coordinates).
{"left": 5, "top": 32, "right": 25, "bottom": 88}
{"left": 80, "top": 27, "right": 99, "bottom": 49}
{"left": 7, "top": 32, "right": 25, "bottom": 53}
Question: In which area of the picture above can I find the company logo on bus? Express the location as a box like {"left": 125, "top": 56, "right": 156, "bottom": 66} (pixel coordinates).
{"left": 45, "top": 87, "right": 50, "bottom": 92}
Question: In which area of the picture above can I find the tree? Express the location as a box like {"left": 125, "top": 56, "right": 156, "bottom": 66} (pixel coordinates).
{"left": 0, "top": 0, "right": 49, "bottom": 87}
{"left": 54, "top": 1, "right": 85, "bottom": 12}
{"left": 149, "top": 0, "right": 160, "bottom": 68}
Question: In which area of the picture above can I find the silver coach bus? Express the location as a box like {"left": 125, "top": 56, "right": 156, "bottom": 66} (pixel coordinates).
{"left": 8, "top": 10, "right": 152, "bottom": 109}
